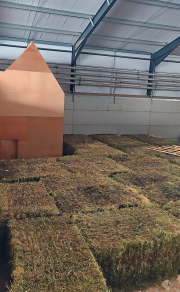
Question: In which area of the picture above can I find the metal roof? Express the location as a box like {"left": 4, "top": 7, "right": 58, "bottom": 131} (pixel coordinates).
{"left": 1, "top": 0, "right": 180, "bottom": 56}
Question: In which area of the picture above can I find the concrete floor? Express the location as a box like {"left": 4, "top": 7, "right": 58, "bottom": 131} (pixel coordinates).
{"left": 139, "top": 276, "right": 180, "bottom": 292}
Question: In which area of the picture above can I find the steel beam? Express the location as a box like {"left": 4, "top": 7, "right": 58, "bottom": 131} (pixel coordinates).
{"left": 0, "top": 22, "right": 168, "bottom": 47}
{"left": 0, "top": 22, "right": 80, "bottom": 36}
{"left": 0, "top": 1, "right": 90, "bottom": 19}
{"left": 147, "top": 36, "right": 180, "bottom": 96}
{"left": 92, "top": 34, "right": 167, "bottom": 46}
{"left": 105, "top": 18, "right": 180, "bottom": 32}
{"left": 0, "top": 36, "right": 72, "bottom": 48}
{"left": 1, "top": 1, "right": 180, "bottom": 32}
{"left": 72, "top": 0, "right": 118, "bottom": 66}
{"left": 0, "top": 36, "right": 152, "bottom": 56}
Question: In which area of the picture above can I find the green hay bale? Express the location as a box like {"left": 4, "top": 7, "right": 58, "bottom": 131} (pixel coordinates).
{"left": 127, "top": 134, "right": 180, "bottom": 147}
{"left": 74, "top": 207, "right": 180, "bottom": 291}
{"left": 42, "top": 174, "right": 148, "bottom": 214}
{"left": 0, "top": 182, "right": 59, "bottom": 220}
{"left": 113, "top": 169, "right": 180, "bottom": 205}
{"left": 57, "top": 155, "right": 129, "bottom": 177}
{"left": 163, "top": 200, "right": 180, "bottom": 218}
{"left": 64, "top": 134, "right": 126, "bottom": 159}
{"left": 0, "top": 158, "right": 63, "bottom": 183}
{"left": 122, "top": 147, "right": 169, "bottom": 170}
{"left": 113, "top": 169, "right": 169, "bottom": 188}
{"left": 8, "top": 217, "right": 109, "bottom": 292}
{"left": 91, "top": 134, "right": 146, "bottom": 153}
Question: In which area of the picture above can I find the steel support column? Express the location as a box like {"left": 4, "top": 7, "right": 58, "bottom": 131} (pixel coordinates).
{"left": 70, "top": 0, "right": 118, "bottom": 92}
{"left": 147, "top": 36, "right": 180, "bottom": 96}
{"left": 71, "top": 0, "right": 118, "bottom": 67}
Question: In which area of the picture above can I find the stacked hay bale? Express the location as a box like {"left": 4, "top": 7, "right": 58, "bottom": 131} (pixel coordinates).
{"left": 9, "top": 217, "right": 108, "bottom": 292}
{"left": 0, "top": 158, "right": 63, "bottom": 183}
{"left": 1, "top": 134, "right": 180, "bottom": 291}
{"left": 0, "top": 182, "right": 59, "bottom": 220}
{"left": 74, "top": 207, "right": 180, "bottom": 292}
{"left": 91, "top": 135, "right": 180, "bottom": 210}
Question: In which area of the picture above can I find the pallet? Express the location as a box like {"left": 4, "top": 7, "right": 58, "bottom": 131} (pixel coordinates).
{"left": 147, "top": 145, "right": 180, "bottom": 156}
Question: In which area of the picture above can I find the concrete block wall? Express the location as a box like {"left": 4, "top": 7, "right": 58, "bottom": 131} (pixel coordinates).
{"left": 63, "top": 94, "right": 180, "bottom": 141}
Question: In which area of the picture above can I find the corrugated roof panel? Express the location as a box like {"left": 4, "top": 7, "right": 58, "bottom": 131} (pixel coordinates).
{"left": 0, "top": 27, "right": 26, "bottom": 38}
{"left": 118, "top": 42, "right": 162, "bottom": 53}
{"left": 39, "top": 0, "right": 104, "bottom": 15}
{"left": 54, "top": 33, "right": 78, "bottom": 44}
{"left": 1, "top": 0, "right": 34, "bottom": 4}
{"left": 39, "top": 32, "right": 60, "bottom": 42}
{"left": 127, "top": 27, "right": 180, "bottom": 43}
{"left": 171, "top": 0, "right": 180, "bottom": 3}
{"left": 85, "top": 38, "right": 125, "bottom": 50}
{"left": 35, "top": 13, "right": 88, "bottom": 32}
{"left": 23, "top": 30, "right": 32, "bottom": 39}
{"left": 27, "top": 31, "right": 42, "bottom": 40}
{"left": 61, "top": 17, "right": 89, "bottom": 32}
{"left": 107, "top": 1, "right": 168, "bottom": 22}
{"left": 94, "top": 22, "right": 143, "bottom": 39}
{"left": 172, "top": 47, "right": 180, "bottom": 56}
{"left": 33, "top": 12, "right": 67, "bottom": 29}
{"left": 147, "top": 8, "right": 180, "bottom": 26}
{"left": 85, "top": 37, "right": 162, "bottom": 54}
{"left": 0, "top": 7, "right": 31, "bottom": 24}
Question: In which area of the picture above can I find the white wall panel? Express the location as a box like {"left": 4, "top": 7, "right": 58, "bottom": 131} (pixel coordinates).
{"left": 64, "top": 110, "right": 73, "bottom": 125}
{"left": 63, "top": 124, "right": 73, "bottom": 134}
{"left": 63, "top": 93, "right": 180, "bottom": 142}
{"left": 64, "top": 95, "right": 74, "bottom": 110}
{"left": 115, "top": 97, "right": 151, "bottom": 112}
{"left": 77, "top": 54, "right": 114, "bottom": 68}
{"left": 118, "top": 125, "right": 149, "bottom": 135}
{"left": 150, "top": 112, "right": 180, "bottom": 126}
{"left": 151, "top": 99, "right": 180, "bottom": 113}
{"left": 148, "top": 126, "right": 180, "bottom": 140}
{"left": 115, "top": 57, "right": 149, "bottom": 72}
{"left": 73, "top": 95, "right": 97, "bottom": 110}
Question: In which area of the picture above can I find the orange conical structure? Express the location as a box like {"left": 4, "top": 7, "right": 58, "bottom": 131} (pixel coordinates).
{"left": 0, "top": 42, "right": 64, "bottom": 159}
{"left": 7, "top": 42, "right": 51, "bottom": 73}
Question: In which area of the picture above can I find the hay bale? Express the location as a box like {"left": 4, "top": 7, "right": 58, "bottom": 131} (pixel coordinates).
{"left": 113, "top": 169, "right": 169, "bottom": 187}
{"left": 0, "top": 158, "right": 63, "bottom": 183}
{"left": 42, "top": 174, "right": 147, "bottom": 214}
{"left": 91, "top": 134, "right": 146, "bottom": 153}
{"left": 127, "top": 134, "right": 180, "bottom": 147}
{"left": 162, "top": 200, "right": 180, "bottom": 218}
{"left": 0, "top": 182, "right": 59, "bottom": 219}
{"left": 57, "top": 155, "right": 129, "bottom": 177}
{"left": 64, "top": 134, "right": 126, "bottom": 159}
{"left": 8, "top": 217, "right": 109, "bottom": 292}
{"left": 75, "top": 207, "right": 180, "bottom": 290}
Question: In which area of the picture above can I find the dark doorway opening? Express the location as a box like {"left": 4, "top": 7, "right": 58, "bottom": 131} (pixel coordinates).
{"left": 63, "top": 142, "right": 75, "bottom": 156}
{"left": 0, "top": 224, "right": 11, "bottom": 292}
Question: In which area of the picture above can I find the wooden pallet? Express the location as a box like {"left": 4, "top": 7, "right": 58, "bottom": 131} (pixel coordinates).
{"left": 147, "top": 145, "right": 180, "bottom": 156}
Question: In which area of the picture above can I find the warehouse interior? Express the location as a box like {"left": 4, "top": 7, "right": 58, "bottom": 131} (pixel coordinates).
{"left": 1, "top": 0, "right": 180, "bottom": 140}
{"left": 1, "top": 1, "right": 180, "bottom": 292}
